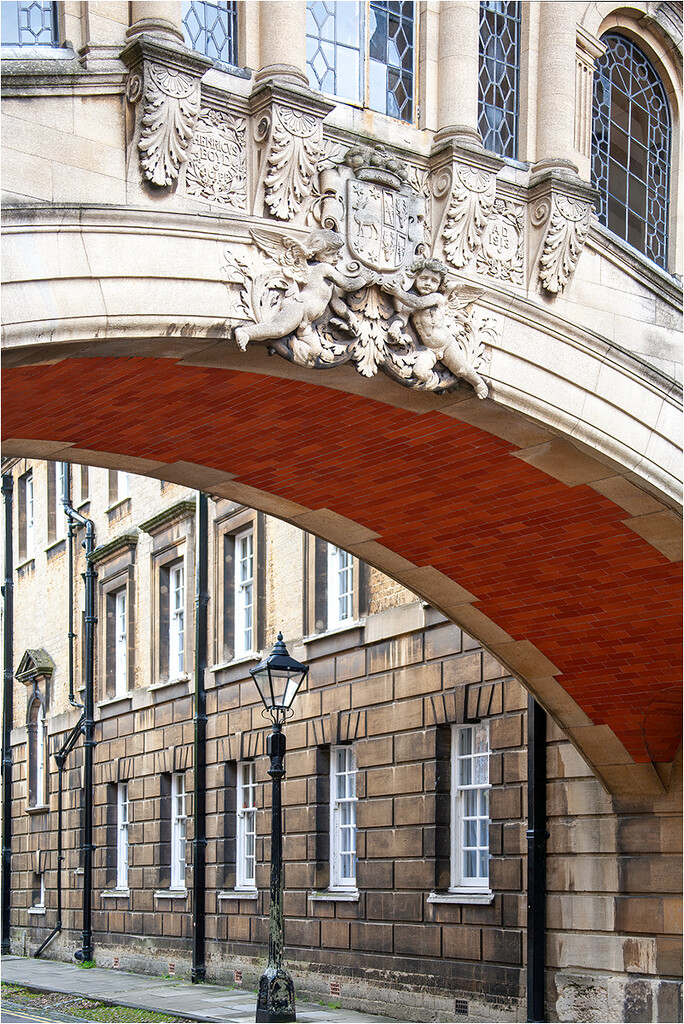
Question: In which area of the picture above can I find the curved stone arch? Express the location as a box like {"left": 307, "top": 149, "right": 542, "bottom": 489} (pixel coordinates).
{"left": 3, "top": 354, "right": 681, "bottom": 799}
{"left": 580, "top": 1, "right": 683, "bottom": 269}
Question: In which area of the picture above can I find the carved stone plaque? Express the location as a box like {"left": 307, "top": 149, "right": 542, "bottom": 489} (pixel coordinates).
{"left": 185, "top": 109, "right": 247, "bottom": 210}
{"left": 347, "top": 179, "right": 412, "bottom": 272}
{"left": 476, "top": 198, "right": 524, "bottom": 284}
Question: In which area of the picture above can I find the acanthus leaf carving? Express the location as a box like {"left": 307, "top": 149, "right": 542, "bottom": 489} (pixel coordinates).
{"left": 538, "top": 194, "right": 594, "bottom": 294}
{"left": 443, "top": 165, "right": 496, "bottom": 269}
{"left": 135, "top": 63, "right": 202, "bottom": 187}
{"left": 263, "top": 106, "right": 325, "bottom": 220}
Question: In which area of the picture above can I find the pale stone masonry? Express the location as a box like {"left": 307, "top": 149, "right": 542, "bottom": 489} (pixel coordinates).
{"left": 4, "top": 461, "right": 681, "bottom": 1022}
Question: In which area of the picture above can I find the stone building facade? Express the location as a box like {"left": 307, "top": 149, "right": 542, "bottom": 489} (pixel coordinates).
{"left": 2, "top": 1, "right": 682, "bottom": 1022}
{"left": 3, "top": 458, "right": 682, "bottom": 1023}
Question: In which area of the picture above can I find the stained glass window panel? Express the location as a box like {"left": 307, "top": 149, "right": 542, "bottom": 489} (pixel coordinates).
{"left": 478, "top": 1, "right": 521, "bottom": 159}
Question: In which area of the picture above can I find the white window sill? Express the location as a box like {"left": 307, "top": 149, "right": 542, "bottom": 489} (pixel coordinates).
{"left": 28, "top": 906, "right": 46, "bottom": 916}
{"left": 45, "top": 538, "right": 66, "bottom": 554}
{"left": 149, "top": 676, "right": 190, "bottom": 692}
{"left": 101, "top": 889, "right": 130, "bottom": 899}
{"left": 308, "top": 889, "right": 359, "bottom": 902}
{"left": 16, "top": 557, "right": 35, "bottom": 571}
{"left": 210, "top": 653, "right": 260, "bottom": 673}
{"left": 428, "top": 889, "right": 494, "bottom": 905}
{"left": 97, "top": 694, "right": 131, "bottom": 710}
{"left": 218, "top": 888, "right": 258, "bottom": 901}
{"left": 154, "top": 888, "right": 188, "bottom": 900}
{"left": 303, "top": 620, "right": 365, "bottom": 644}
{"left": 106, "top": 498, "right": 131, "bottom": 514}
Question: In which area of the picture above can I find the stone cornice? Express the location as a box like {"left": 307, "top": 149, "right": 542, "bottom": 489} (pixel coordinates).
{"left": 89, "top": 531, "right": 139, "bottom": 564}
{"left": 138, "top": 499, "right": 195, "bottom": 536}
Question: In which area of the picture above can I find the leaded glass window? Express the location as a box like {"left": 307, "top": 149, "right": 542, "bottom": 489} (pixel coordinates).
{"left": 1, "top": 1, "right": 57, "bottom": 46}
{"left": 306, "top": 1, "right": 415, "bottom": 123}
{"left": 478, "top": 1, "right": 521, "bottom": 159}
{"left": 592, "top": 33, "right": 670, "bottom": 269}
{"left": 182, "top": 1, "right": 237, "bottom": 65}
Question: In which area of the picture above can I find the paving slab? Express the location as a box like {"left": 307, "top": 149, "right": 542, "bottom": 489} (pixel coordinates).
{"left": 1, "top": 956, "right": 401, "bottom": 1024}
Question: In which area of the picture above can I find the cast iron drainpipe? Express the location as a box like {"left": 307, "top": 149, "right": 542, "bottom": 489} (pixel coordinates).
{"left": 2, "top": 473, "right": 14, "bottom": 953}
{"left": 34, "top": 715, "right": 84, "bottom": 958}
{"left": 62, "top": 498, "right": 97, "bottom": 964}
{"left": 192, "top": 492, "right": 209, "bottom": 983}
{"left": 526, "top": 695, "right": 548, "bottom": 1022}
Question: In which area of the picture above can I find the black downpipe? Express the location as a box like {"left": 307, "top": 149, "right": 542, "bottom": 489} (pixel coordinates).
{"left": 526, "top": 695, "right": 548, "bottom": 1022}
{"left": 61, "top": 475, "right": 96, "bottom": 965}
{"left": 34, "top": 715, "right": 84, "bottom": 958}
{"left": 66, "top": 511, "right": 83, "bottom": 709}
{"left": 192, "top": 492, "right": 208, "bottom": 983}
{"left": 2, "top": 473, "right": 14, "bottom": 953}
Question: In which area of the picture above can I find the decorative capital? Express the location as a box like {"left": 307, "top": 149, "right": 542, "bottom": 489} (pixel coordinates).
{"left": 531, "top": 172, "right": 597, "bottom": 295}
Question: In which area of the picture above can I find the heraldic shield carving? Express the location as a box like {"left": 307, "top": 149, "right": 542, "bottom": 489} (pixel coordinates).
{"left": 226, "top": 144, "right": 497, "bottom": 397}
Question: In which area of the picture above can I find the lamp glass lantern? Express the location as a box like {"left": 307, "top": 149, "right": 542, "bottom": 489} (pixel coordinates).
{"left": 250, "top": 632, "right": 308, "bottom": 724}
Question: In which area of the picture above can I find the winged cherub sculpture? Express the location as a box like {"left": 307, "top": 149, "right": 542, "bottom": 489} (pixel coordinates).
{"left": 381, "top": 257, "right": 489, "bottom": 398}
{"left": 233, "top": 228, "right": 377, "bottom": 367}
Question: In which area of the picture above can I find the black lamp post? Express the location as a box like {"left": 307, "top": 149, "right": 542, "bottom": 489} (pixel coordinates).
{"left": 250, "top": 633, "right": 308, "bottom": 1024}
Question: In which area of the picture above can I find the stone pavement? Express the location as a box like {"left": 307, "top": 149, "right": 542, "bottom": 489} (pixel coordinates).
{"left": 1, "top": 955, "right": 402, "bottom": 1024}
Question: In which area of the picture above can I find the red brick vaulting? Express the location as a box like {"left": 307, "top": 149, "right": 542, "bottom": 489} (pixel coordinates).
{"left": 3, "top": 358, "right": 681, "bottom": 764}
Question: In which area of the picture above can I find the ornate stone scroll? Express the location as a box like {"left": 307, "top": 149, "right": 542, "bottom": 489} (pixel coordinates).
{"left": 185, "top": 109, "right": 247, "bottom": 209}
{"left": 536, "top": 194, "right": 594, "bottom": 294}
{"left": 443, "top": 164, "right": 496, "bottom": 269}
{"left": 121, "top": 37, "right": 211, "bottom": 189}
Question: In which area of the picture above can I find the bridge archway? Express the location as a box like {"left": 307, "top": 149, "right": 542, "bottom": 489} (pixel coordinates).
{"left": 3, "top": 343, "right": 681, "bottom": 797}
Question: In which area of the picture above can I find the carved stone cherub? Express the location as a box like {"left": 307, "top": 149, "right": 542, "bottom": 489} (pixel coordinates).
{"left": 381, "top": 257, "right": 489, "bottom": 398}
{"left": 234, "top": 228, "right": 376, "bottom": 367}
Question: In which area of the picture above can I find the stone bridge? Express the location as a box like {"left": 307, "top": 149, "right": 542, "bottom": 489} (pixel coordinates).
{"left": 2, "top": 7, "right": 682, "bottom": 799}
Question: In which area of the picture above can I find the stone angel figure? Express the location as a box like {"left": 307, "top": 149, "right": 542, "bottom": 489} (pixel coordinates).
{"left": 234, "top": 228, "right": 377, "bottom": 367}
{"left": 381, "top": 257, "right": 489, "bottom": 398}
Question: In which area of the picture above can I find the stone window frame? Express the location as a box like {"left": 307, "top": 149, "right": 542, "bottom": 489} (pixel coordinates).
{"left": 213, "top": 503, "right": 265, "bottom": 667}
{"left": 141, "top": 500, "right": 195, "bottom": 687}
{"left": 26, "top": 694, "right": 48, "bottom": 811}
{"left": 170, "top": 770, "right": 188, "bottom": 892}
{"left": 116, "top": 781, "right": 130, "bottom": 891}
{"left": 450, "top": 721, "right": 491, "bottom": 892}
{"left": 28, "top": 850, "right": 48, "bottom": 916}
{"left": 102, "top": 759, "right": 133, "bottom": 899}
{"left": 154, "top": 746, "right": 193, "bottom": 901}
{"left": 46, "top": 460, "right": 68, "bottom": 546}
{"left": 17, "top": 467, "right": 34, "bottom": 564}
{"left": 108, "top": 470, "right": 131, "bottom": 508}
{"left": 329, "top": 743, "right": 357, "bottom": 892}
{"left": 235, "top": 759, "right": 258, "bottom": 892}
{"left": 93, "top": 534, "right": 138, "bottom": 704}
{"left": 303, "top": 534, "right": 366, "bottom": 638}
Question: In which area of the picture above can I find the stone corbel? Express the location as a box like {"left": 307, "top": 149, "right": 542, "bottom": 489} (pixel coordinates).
{"left": 249, "top": 81, "right": 334, "bottom": 222}
{"left": 430, "top": 142, "right": 503, "bottom": 271}
{"left": 530, "top": 171, "right": 596, "bottom": 295}
{"left": 120, "top": 35, "right": 212, "bottom": 188}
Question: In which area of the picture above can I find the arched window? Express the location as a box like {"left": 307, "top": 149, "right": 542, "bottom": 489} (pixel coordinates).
{"left": 28, "top": 698, "right": 47, "bottom": 808}
{"left": 592, "top": 33, "right": 671, "bottom": 269}
{"left": 181, "top": 1, "right": 237, "bottom": 65}
{"left": 478, "top": 1, "right": 521, "bottom": 159}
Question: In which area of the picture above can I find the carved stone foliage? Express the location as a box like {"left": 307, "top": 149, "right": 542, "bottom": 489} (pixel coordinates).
{"left": 443, "top": 165, "right": 496, "bottom": 270}
{"left": 127, "top": 62, "right": 202, "bottom": 187}
{"left": 476, "top": 198, "right": 525, "bottom": 284}
{"left": 258, "top": 104, "right": 325, "bottom": 220}
{"left": 184, "top": 109, "right": 247, "bottom": 210}
{"left": 536, "top": 194, "right": 594, "bottom": 294}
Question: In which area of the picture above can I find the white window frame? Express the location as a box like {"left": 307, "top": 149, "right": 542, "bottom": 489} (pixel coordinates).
{"left": 114, "top": 588, "right": 127, "bottom": 697}
{"left": 169, "top": 561, "right": 185, "bottom": 679}
{"left": 327, "top": 544, "right": 353, "bottom": 629}
{"left": 54, "top": 461, "right": 67, "bottom": 540}
{"left": 171, "top": 772, "right": 187, "bottom": 890}
{"left": 234, "top": 528, "right": 254, "bottom": 656}
{"left": 34, "top": 870, "right": 46, "bottom": 909}
{"left": 34, "top": 703, "right": 46, "bottom": 808}
{"left": 236, "top": 761, "right": 257, "bottom": 890}
{"left": 330, "top": 745, "right": 357, "bottom": 891}
{"left": 116, "top": 782, "right": 129, "bottom": 890}
{"left": 25, "top": 470, "right": 34, "bottom": 559}
{"left": 451, "top": 723, "right": 490, "bottom": 892}
{"left": 117, "top": 471, "right": 130, "bottom": 501}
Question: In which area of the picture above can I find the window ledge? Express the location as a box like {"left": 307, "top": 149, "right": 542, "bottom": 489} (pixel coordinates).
{"left": 303, "top": 620, "right": 366, "bottom": 644}
{"left": 218, "top": 888, "right": 258, "bottom": 901}
{"left": 210, "top": 653, "right": 260, "bottom": 673}
{"left": 28, "top": 906, "right": 46, "bottom": 916}
{"left": 97, "top": 694, "right": 131, "bottom": 711}
{"left": 428, "top": 889, "right": 494, "bottom": 905}
{"left": 154, "top": 888, "right": 188, "bottom": 900}
{"left": 149, "top": 676, "right": 191, "bottom": 692}
{"left": 16, "top": 557, "right": 35, "bottom": 572}
{"left": 308, "top": 889, "right": 359, "bottom": 902}
{"left": 101, "top": 889, "right": 130, "bottom": 899}
{"left": 1, "top": 46, "right": 77, "bottom": 61}
{"left": 45, "top": 538, "right": 66, "bottom": 555}
{"left": 26, "top": 804, "right": 49, "bottom": 816}
{"left": 105, "top": 497, "right": 132, "bottom": 515}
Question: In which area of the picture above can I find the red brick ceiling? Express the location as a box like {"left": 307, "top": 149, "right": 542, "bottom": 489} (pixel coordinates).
{"left": 3, "top": 357, "right": 681, "bottom": 765}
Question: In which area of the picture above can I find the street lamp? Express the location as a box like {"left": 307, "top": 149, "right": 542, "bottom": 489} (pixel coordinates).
{"left": 250, "top": 633, "right": 309, "bottom": 1024}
